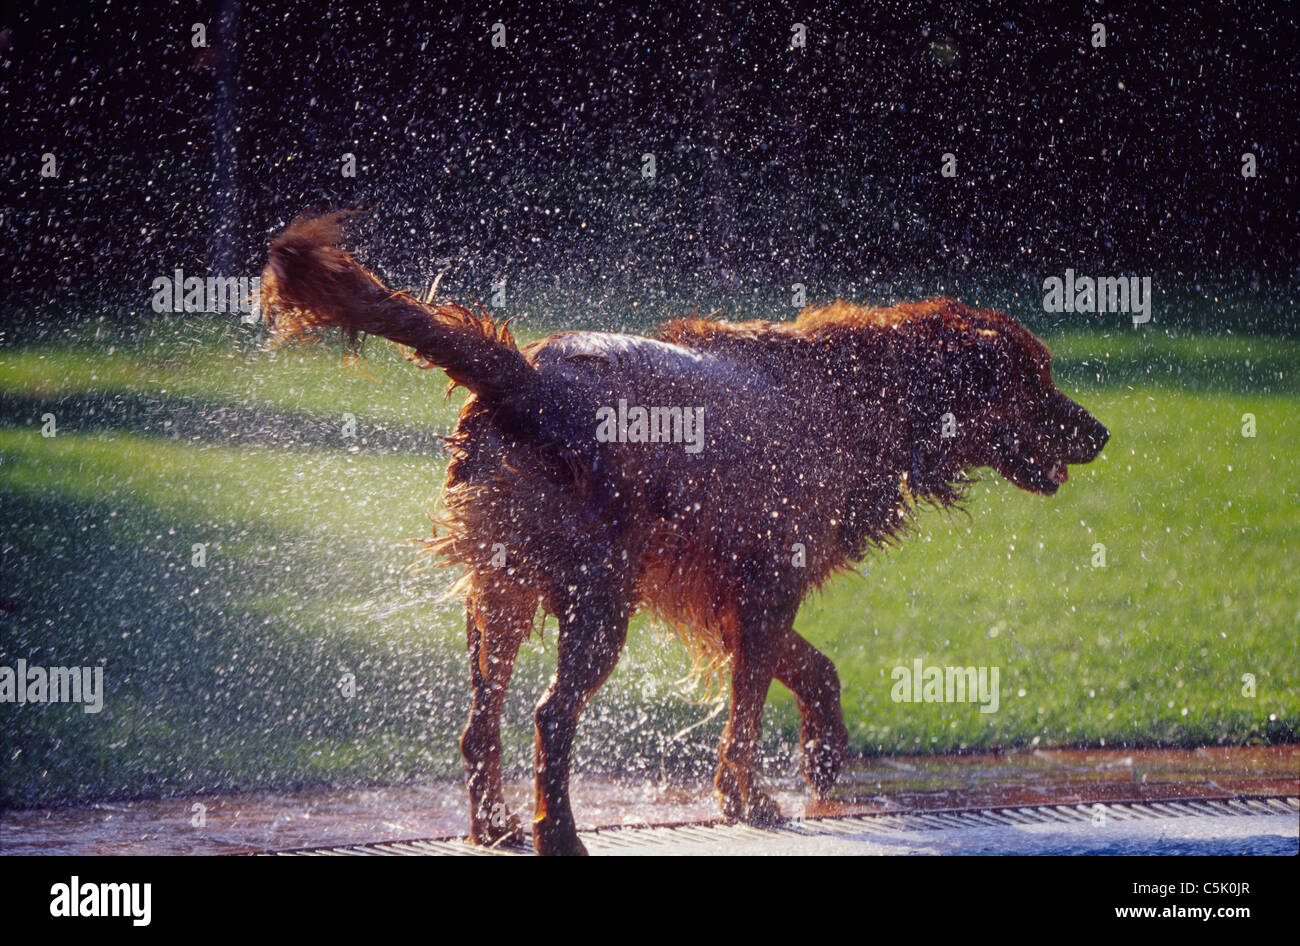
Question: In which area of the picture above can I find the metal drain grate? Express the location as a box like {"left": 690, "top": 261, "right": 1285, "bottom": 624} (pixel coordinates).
{"left": 256, "top": 794, "right": 1298, "bottom": 856}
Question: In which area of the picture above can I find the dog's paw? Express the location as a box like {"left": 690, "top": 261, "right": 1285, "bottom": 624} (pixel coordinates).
{"left": 470, "top": 805, "right": 526, "bottom": 848}
{"left": 741, "top": 789, "right": 784, "bottom": 827}
{"left": 533, "top": 827, "right": 588, "bottom": 857}
{"left": 802, "top": 737, "right": 845, "bottom": 799}
{"left": 717, "top": 782, "right": 784, "bottom": 827}
{"left": 531, "top": 809, "right": 589, "bottom": 856}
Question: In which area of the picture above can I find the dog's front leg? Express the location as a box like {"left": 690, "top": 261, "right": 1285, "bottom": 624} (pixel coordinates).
{"left": 533, "top": 588, "right": 630, "bottom": 856}
{"left": 774, "top": 631, "right": 849, "bottom": 798}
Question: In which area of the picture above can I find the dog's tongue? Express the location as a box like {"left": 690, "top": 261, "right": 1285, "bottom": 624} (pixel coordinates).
{"left": 1048, "top": 462, "right": 1069, "bottom": 484}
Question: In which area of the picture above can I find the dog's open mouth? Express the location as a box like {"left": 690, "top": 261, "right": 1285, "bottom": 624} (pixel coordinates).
{"left": 992, "top": 425, "right": 1066, "bottom": 495}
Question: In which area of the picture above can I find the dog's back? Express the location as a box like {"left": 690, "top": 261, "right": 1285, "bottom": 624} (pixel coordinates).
{"left": 503, "top": 329, "right": 854, "bottom": 646}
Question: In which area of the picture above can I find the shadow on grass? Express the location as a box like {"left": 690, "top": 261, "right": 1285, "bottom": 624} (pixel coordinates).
{"left": 0, "top": 484, "right": 478, "bottom": 805}
{"left": 0, "top": 390, "right": 448, "bottom": 454}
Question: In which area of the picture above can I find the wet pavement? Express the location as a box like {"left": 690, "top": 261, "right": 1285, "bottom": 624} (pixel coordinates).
{"left": 1, "top": 745, "right": 1295, "bottom": 855}
{"left": 576, "top": 801, "right": 1299, "bottom": 857}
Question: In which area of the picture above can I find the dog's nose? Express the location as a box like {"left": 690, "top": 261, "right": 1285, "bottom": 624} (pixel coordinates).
{"left": 1091, "top": 421, "right": 1109, "bottom": 453}
{"left": 1071, "top": 419, "right": 1108, "bottom": 462}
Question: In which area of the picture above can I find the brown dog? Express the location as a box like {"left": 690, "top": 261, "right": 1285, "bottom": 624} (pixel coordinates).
{"left": 261, "top": 213, "right": 1108, "bottom": 855}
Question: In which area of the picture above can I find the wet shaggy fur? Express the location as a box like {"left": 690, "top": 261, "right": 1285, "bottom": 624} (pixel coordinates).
{"left": 260, "top": 213, "right": 1109, "bottom": 855}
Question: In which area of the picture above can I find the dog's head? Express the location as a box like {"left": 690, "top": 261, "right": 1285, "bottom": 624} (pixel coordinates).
{"left": 901, "top": 299, "right": 1108, "bottom": 498}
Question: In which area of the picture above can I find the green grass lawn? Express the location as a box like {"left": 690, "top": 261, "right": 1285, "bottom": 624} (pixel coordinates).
{"left": 1, "top": 313, "right": 1296, "bottom": 805}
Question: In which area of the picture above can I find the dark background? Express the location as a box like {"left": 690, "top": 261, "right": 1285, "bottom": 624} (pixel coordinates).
{"left": 3, "top": 0, "right": 1297, "bottom": 332}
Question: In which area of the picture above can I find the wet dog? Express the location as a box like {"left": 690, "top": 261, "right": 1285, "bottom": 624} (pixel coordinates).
{"left": 260, "top": 213, "right": 1109, "bottom": 855}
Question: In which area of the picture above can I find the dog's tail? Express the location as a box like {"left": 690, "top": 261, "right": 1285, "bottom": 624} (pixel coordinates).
{"left": 259, "top": 212, "right": 534, "bottom": 400}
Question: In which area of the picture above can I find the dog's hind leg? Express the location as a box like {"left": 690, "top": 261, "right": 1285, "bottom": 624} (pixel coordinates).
{"left": 775, "top": 631, "right": 849, "bottom": 798}
{"left": 461, "top": 582, "right": 534, "bottom": 846}
{"left": 532, "top": 578, "right": 632, "bottom": 856}
{"left": 715, "top": 598, "right": 799, "bottom": 826}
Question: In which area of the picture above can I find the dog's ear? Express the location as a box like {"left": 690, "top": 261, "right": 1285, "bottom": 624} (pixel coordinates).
{"left": 906, "top": 321, "right": 1009, "bottom": 419}
{"left": 899, "top": 320, "right": 1009, "bottom": 505}
{"left": 952, "top": 332, "right": 1009, "bottom": 406}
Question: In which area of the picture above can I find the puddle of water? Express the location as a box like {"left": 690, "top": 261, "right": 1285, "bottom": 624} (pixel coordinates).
{"left": 1, "top": 746, "right": 1294, "bottom": 855}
